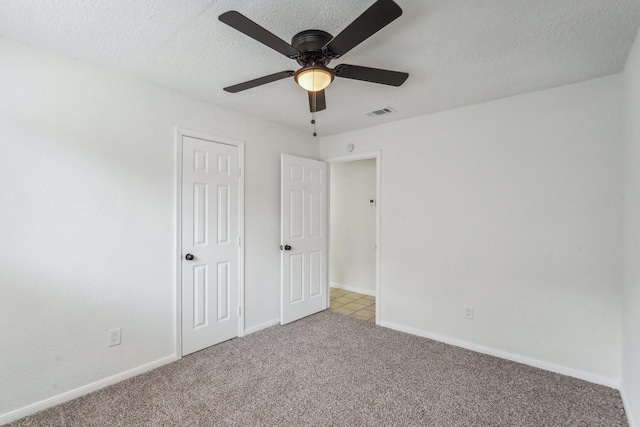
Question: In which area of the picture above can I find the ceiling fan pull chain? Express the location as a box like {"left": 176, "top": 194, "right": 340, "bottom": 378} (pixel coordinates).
{"left": 311, "top": 111, "right": 317, "bottom": 137}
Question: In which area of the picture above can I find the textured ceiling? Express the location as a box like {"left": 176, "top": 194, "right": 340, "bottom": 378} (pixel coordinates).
{"left": 1, "top": 1, "right": 639, "bottom": 137}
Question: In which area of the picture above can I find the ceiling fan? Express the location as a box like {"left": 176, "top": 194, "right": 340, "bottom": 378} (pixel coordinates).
{"left": 219, "top": 0, "right": 409, "bottom": 114}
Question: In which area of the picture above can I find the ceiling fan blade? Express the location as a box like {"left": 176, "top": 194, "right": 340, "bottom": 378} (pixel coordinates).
{"left": 219, "top": 11, "right": 300, "bottom": 59}
{"left": 223, "top": 71, "right": 295, "bottom": 93}
{"left": 334, "top": 64, "right": 408, "bottom": 86}
{"left": 308, "top": 90, "right": 327, "bottom": 113}
{"left": 322, "top": 0, "right": 402, "bottom": 58}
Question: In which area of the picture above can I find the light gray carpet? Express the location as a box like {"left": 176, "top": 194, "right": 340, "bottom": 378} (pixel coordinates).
{"left": 10, "top": 311, "right": 628, "bottom": 426}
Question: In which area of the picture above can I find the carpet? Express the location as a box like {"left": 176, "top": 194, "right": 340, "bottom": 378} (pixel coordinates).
{"left": 9, "top": 311, "right": 628, "bottom": 426}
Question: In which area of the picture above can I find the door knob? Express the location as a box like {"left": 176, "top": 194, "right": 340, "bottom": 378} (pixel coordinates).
{"left": 280, "top": 245, "right": 292, "bottom": 251}
{"left": 185, "top": 253, "right": 195, "bottom": 261}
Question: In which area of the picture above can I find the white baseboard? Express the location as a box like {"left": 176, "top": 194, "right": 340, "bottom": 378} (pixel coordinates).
{"left": 244, "top": 318, "right": 280, "bottom": 335}
{"left": 620, "top": 386, "right": 637, "bottom": 427}
{"left": 0, "top": 355, "right": 177, "bottom": 426}
{"left": 380, "top": 320, "right": 619, "bottom": 389}
{"left": 330, "top": 282, "right": 375, "bottom": 297}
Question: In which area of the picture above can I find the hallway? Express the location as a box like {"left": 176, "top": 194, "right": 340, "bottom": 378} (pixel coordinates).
{"left": 329, "top": 288, "right": 375, "bottom": 323}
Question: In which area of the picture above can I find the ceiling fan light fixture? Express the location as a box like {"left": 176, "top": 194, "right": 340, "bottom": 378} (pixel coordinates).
{"left": 295, "top": 67, "right": 334, "bottom": 92}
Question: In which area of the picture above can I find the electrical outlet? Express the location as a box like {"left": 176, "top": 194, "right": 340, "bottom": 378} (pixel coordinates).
{"left": 464, "top": 306, "right": 473, "bottom": 320}
{"left": 108, "top": 328, "right": 122, "bottom": 347}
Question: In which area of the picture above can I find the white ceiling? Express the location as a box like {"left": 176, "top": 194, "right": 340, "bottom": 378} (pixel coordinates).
{"left": 1, "top": 1, "right": 639, "bottom": 137}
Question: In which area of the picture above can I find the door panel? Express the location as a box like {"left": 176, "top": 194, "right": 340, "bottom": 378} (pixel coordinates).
{"left": 281, "top": 154, "right": 328, "bottom": 324}
{"left": 182, "top": 136, "right": 239, "bottom": 356}
{"left": 193, "top": 264, "right": 208, "bottom": 328}
{"left": 217, "top": 261, "right": 230, "bottom": 321}
{"left": 309, "top": 250, "right": 322, "bottom": 297}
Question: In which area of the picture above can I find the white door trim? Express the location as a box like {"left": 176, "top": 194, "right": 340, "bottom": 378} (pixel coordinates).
{"left": 323, "top": 151, "right": 381, "bottom": 324}
{"left": 175, "top": 127, "right": 245, "bottom": 358}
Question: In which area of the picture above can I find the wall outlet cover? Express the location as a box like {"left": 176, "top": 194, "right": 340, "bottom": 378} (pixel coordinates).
{"left": 108, "top": 328, "right": 122, "bottom": 347}
{"left": 464, "top": 306, "right": 473, "bottom": 320}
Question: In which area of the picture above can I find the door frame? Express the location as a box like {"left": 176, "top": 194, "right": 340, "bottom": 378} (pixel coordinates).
{"left": 323, "top": 150, "right": 381, "bottom": 324}
{"left": 174, "top": 127, "right": 245, "bottom": 358}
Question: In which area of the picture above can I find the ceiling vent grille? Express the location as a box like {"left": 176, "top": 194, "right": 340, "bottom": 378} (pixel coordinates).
{"left": 366, "top": 106, "right": 396, "bottom": 117}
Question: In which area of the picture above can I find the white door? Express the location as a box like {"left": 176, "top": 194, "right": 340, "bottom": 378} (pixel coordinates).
{"left": 181, "top": 135, "right": 239, "bottom": 356}
{"left": 281, "top": 154, "right": 328, "bottom": 324}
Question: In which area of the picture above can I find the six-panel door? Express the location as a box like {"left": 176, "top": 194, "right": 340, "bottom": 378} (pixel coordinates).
{"left": 182, "top": 136, "right": 239, "bottom": 356}
{"left": 281, "top": 154, "right": 328, "bottom": 324}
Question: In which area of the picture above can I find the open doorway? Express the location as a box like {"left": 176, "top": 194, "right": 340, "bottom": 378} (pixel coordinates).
{"left": 324, "top": 151, "right": 381, "bottom": 324}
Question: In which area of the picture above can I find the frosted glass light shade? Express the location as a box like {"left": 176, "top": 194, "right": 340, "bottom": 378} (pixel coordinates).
{"left": 295, "top": 67, "right": 334, "bottom": 92}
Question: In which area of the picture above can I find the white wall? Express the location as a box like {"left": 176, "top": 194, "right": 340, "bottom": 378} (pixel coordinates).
{"left": 622, "top": 27, "right": 640, "bottom": 427}
{"left": 0, "top": 38, "right": 317, "bottom": 419}
{"left": 321, "top": 75, "right": 624, "bottom": 385}
{"left": 330, "top": 159, "right": 376, "bottom": 295}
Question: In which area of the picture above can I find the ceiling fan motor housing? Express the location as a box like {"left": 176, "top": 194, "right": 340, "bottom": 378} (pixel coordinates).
{"left": 292, "top": 30, "right": 334, "bottom": 67}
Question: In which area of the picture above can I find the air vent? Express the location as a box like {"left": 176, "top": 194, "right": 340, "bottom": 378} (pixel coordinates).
{"left": 366, "top": 106, "right": 396, "bottom": 117}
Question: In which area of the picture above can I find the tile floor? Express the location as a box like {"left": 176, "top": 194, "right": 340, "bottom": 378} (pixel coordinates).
{"left": 329, "top": 288, "right": 376, "bottom": 323}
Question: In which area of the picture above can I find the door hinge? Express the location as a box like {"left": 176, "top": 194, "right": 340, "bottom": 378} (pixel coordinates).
{"left": 238, "top": 167, "right": 241, "bottom": 178}
{"left": 238, "top": 306, "right": 242, "bottom": 316}
{"left": 238, "top": 237, "right": 241, "bottom": 247}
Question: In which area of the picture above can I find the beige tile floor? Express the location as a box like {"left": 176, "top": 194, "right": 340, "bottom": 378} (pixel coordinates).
{"left": 329, "top": 288, "right": 376, "bottom": 323}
